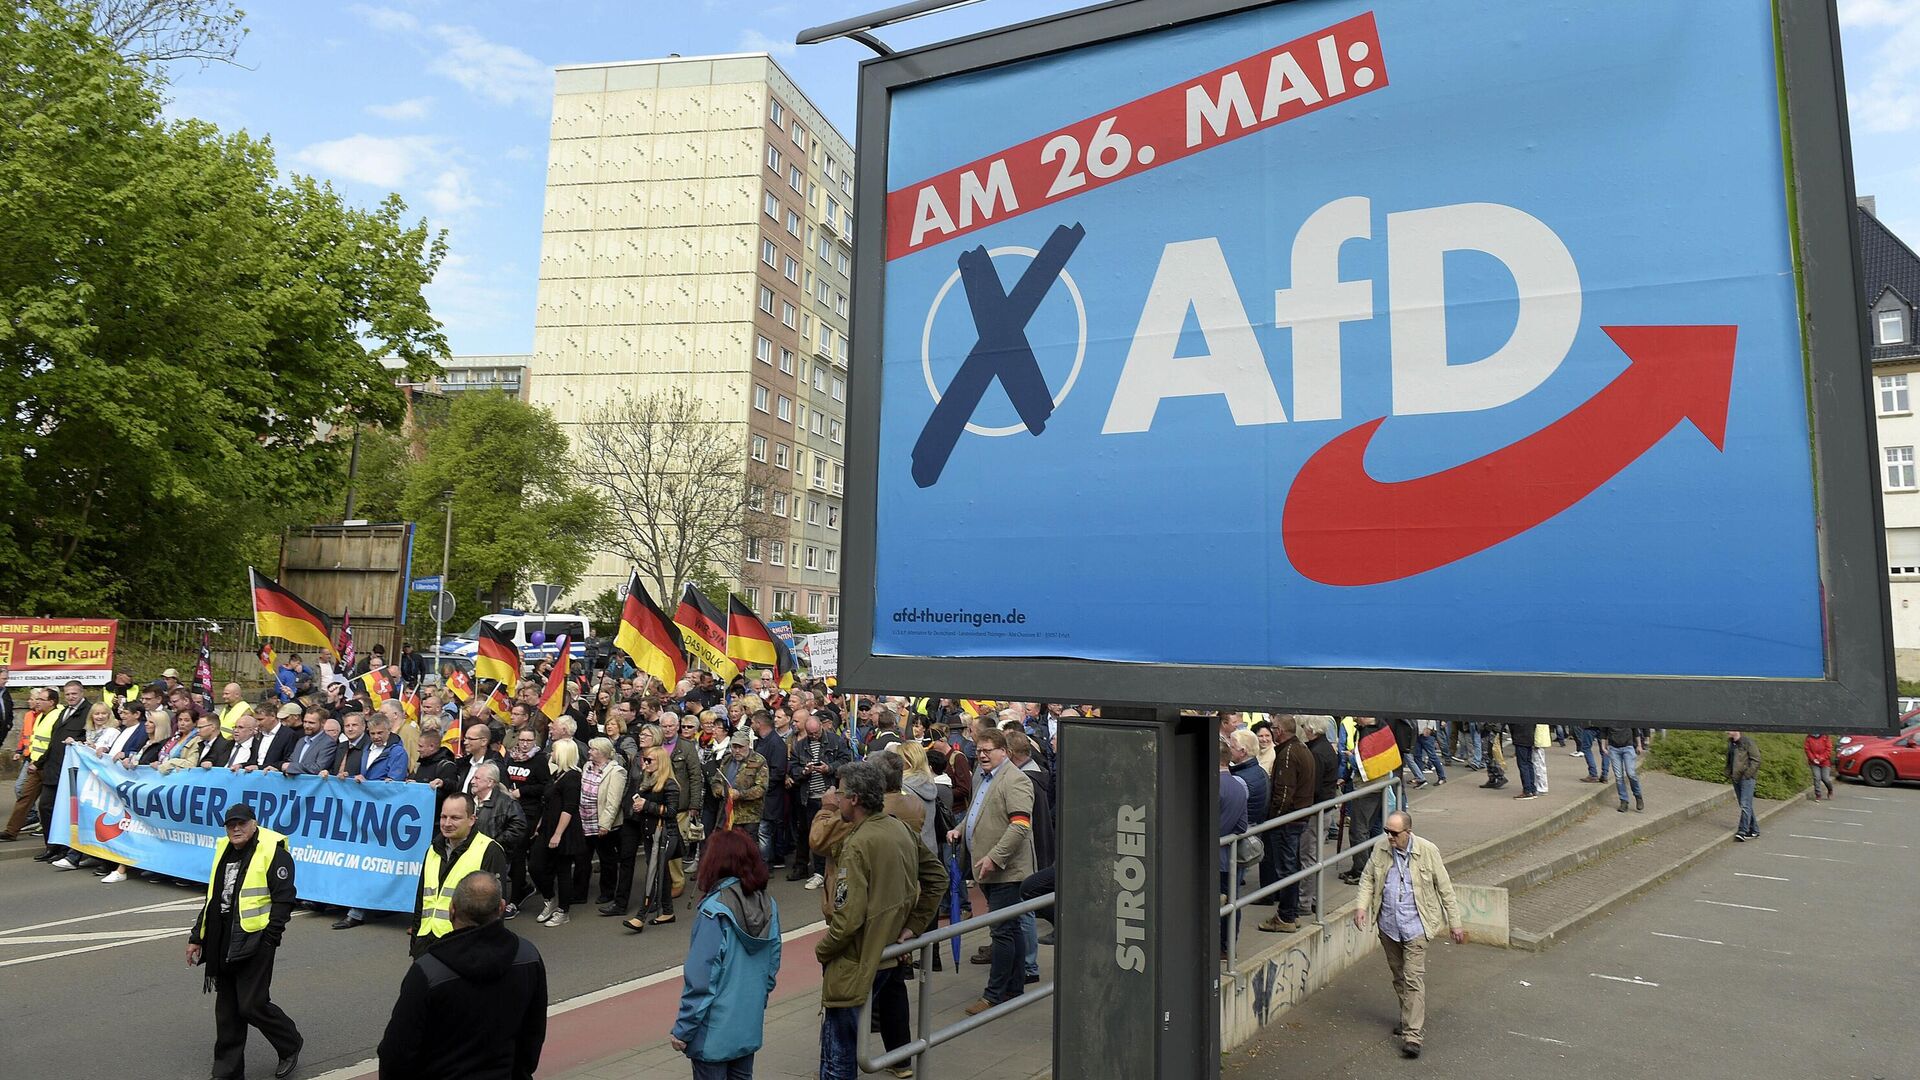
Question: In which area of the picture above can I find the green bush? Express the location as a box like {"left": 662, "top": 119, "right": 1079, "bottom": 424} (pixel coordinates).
{"left": 1645, "top": 730, "right": 1811, "bottom": 801}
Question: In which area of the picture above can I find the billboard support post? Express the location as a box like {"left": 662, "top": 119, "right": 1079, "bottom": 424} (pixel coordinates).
{"left": 1054, "top": 708, "right": 1218, "bottom": 1080}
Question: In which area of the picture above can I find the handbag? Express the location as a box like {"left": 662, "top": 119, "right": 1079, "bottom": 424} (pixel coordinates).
{"left": 1235, "top": 831, "right": 1265, "bottom": 868}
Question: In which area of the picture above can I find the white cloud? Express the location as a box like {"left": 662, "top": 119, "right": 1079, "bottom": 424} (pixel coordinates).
{"left": 738, "top": 28, "right": 796, "bottom": 57}
{"left": 1840, "top": 0, "right": 1908, "bottom": 28}
{"left": 351, "top": 4, "right": 419, "bottom": 33}
{"left": 293, "top": 134, "right": 441, "bottom": 188}
{"left": 1850, "top": 16, "right": 1920, "bottom": 133}
{"left": 367, "top": 96, "right": 434, "bottom": 122}
{"left": 427, "top": 247, "right": 529, "bottom": 351}
{"left": 422, "top": 168, "right": 483, "bottom": 215}
{"left": 428, "top": 24, "right": 552, "bottom": 109}
{"left": 503, "top": 145, "right": 535, "bottom": 162}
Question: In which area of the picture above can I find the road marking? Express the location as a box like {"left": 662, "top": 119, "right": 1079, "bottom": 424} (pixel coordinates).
{"left": 1651, "top": 932, "right": 1731, "bottom": 946}
{"left": 0, "top": 929, "right": 192, "bottom": 946}
{"left": 1809, "top": 820, "right": 1864, "bottom": 827}
{"left": 1589, "top": 973, "right": 1660, "bottom": 987}
{"left": 0, "top": 897, "right": 201, "bottom": 938}
{"left": 1507, "top": 1031, "right": 1571, "bottom": 1046}
{"left": 1821, "top": 807, "right": 1873, "bottom": 814}
{"left": 1694, "top": 900, "right": 1777, "bottom": 912}
{"left": 1851, "top": 795, "right": 1888, "bottom": 801}
{"left": 1788, "top": 834, "right": 1856, "bottom": 843}
{"left": 1762, "top": 948, "right": 1796, "bottom": 957}
{"left": 1768, "top": 853, "right": 1851, "bottom": 864}
{"left": 1733, "top": 873, "right": 1789, "bottom": 882}
{"left": 304, "top": 917, "right": 834, "bottom": 1080}
{"left": 0, "top": 927, "right": 178, "bottom": 968}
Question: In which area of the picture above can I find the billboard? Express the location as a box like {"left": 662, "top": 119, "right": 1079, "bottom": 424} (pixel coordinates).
{"left": 841, "top": 0, "right": 1894, "bottom": 729}
{"left": 0, "top": 618, "right": 117, "bottom": 686}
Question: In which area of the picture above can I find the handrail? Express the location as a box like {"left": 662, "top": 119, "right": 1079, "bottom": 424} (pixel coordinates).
{"left": 856, "top": 889, "right": 1058, "bottom": 1077}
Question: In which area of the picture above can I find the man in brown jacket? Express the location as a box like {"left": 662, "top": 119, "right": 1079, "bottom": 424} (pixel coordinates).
{"left": 948, "top": 726, "right": 1034, "bottom": 1015}
{"left": 1259, "top": 715, "right": 1317, "bottom": 934}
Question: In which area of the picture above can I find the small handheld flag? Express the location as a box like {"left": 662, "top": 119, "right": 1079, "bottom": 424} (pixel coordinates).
{"left": 444, "top": 669, "right": 474, "bottom": 703}
{"left": 1357, "top": 723, "right": 1403, "bottom": 782}
{"left": 257, "top": 640, "right": 277, "bottom": 673}
{"left": 485, "top": 684, "right": 513, "bottom": 723}
{"left": 357, "top": 668, "right": 394, "bottom": 706}
{"left": 249, "top": 568, "right": 334, "bottom": 653}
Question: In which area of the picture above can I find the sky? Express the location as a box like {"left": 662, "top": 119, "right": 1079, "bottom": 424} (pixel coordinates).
{"left": 156, "top": 0, "right": 1920, "bottom": 358}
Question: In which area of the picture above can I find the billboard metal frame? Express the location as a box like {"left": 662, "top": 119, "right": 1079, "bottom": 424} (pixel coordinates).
{"left": 838, "top": 0, "right": 1896, "bottom": 731}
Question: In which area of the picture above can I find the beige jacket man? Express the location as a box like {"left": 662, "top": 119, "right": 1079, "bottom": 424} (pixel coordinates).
{"left": 1352, "top": 814, "right": 1465, "bottom": 1059}
{"left": 964, "top": 759, "right": 1035, "bottom": 884}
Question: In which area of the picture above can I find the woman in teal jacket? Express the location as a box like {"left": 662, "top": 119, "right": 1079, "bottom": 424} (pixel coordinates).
{"left": 671, "top": 828, "right": 782, "bottom": 1078}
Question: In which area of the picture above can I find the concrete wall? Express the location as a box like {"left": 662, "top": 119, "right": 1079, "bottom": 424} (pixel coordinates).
{"left": 1222, "top": 883, "right": 1509, "bottom": 1049}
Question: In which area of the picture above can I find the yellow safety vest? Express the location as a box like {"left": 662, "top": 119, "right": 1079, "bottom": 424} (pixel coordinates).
{"left": 198, "top": 827, "right": 289, "bottom": 937}
{"left": 219, "top": 701, "right": 253, "bottom": 737}
{"left": 417, "top": 833, "right": 498, "bottom": 941}
{"left": 27, "top": 711, "right": 57, "bottom": 764}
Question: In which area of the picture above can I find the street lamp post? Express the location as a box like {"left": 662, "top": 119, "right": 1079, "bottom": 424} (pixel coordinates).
{"left": 435, "top": 492, "right": 453, "bottom": 657}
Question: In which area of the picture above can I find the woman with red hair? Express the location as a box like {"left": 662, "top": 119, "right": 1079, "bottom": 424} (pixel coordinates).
{"left": 670, "top": 828, "right": 782, "bottom": 1079}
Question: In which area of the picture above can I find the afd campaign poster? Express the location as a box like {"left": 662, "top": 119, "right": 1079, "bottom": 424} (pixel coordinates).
{"left": 874, "top": 0, "right": 1823, "bottom": 678}
{"left": 53, "top": 753, "right": 434, "bottom": 912}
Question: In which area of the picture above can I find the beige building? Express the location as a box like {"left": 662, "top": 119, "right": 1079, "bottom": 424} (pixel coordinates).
{"left": 531, "top": 53, "right": 854, "bottom": 625}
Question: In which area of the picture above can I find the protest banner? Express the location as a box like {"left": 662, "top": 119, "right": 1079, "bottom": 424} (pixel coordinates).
{"left": 0, "top": 618, "right": 117, "bottom": 686}
{"left": 800, "top": 632, "right": 839, "bottom": 677}
{"left": 52, "top": 751, "right": 433, "bottom": 912}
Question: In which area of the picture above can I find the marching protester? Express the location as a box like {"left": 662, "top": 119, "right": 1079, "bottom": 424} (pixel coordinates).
{"left": 504, "top": 726, "right": 550, "bottom": 910}
{"left": 1352, "top": 809, "right": 1467, "bottom": 1060}
{"left": 1259, "top": 716, "right": 1316, "bottom": 935}
{"left": 712, "top": 726, "right": 769, "bottom": 831}
{"left": 671, "top": 829, "right": 783, "bottom": 1080}
{"left": 378, "top": 871, "right": 548, "bottom": 1080}
{"left": 187, "top": 804, "right": 304, "bottom": 1080}
{"left": 951, "top": 726, "right": 1034, "bottom": 1017}
{"left": 584, "top": 737, "right": 630, "bottom": 911}
{"left": 412, "top": 792, "right": 508, "bottom": 955}
{"left": 32, "top": 682, "right": 94, "bottom": 865}
{"left": 533, "top": 739, "right": 588, "bottom": 926}
{"left": 620, "top": 745, "right": 685, "bottom": 932}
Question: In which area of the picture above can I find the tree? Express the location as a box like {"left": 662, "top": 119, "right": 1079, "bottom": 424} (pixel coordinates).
{"left": 400, "top": 393, "right": 605, "bottom": 617}
{"left": 783, "top": 613, "right": 826, "bottom": 636}
{"left": 0, "top": 2, "right": 445, "bottom": 617}
{"left": 79, "top": 0, "right": 246, "bottom": 66}
{"left": 569, "top": 388, "right": 776, "bottom": 605}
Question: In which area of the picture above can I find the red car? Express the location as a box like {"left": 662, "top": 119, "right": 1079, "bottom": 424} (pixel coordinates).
{"left": 1836, "top": 722, "right": 1920, "bottom": 787}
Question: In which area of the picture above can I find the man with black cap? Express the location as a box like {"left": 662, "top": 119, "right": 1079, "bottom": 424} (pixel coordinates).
{"left": 187, "top": 803, "right": 303, "bottom": 1080}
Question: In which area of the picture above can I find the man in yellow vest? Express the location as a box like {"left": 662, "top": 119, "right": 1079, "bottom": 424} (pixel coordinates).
{"left": 187, "top": 803, "right": 303, "bottom": 1080}
{"left": 412, "top": 791, "right": 507, "bottom": 957}
{"left": 217, "top": 683, "right": 254, "bottom": 738}
{"left": 0, "top": 687, "right": 56, "bottom": 842}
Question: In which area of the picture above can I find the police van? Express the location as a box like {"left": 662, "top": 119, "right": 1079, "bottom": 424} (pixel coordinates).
{"left": 439, "top": 611, "right": 592, "bottom": 665}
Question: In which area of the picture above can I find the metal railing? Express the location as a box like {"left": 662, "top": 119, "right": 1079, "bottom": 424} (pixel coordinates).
{"left": 1218, "top": 774, "right": 1405, "bottom": 972}
{"left": 855, "top": 892, "right": 1056, "bottom": 1078}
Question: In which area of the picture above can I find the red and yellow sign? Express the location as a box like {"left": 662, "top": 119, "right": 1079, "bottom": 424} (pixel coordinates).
{"left": 0, "top": 618, "right": 118, "bottom": 686}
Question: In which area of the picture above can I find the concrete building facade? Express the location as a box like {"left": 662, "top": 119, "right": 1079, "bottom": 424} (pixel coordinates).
{"left": 1860, "top": 198, "right": 1920, "bottom": 678}
{"left": 530, "top": 53, "right": 853, "bottom": 623}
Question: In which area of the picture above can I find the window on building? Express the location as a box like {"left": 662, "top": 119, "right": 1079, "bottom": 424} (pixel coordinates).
{"left": 758, "top": 285, "right": 774, "bottom": 314}
{"left": 746, "top": 586, "right": 761, "bottom": 609}
{"left": 792, "top": 123, "right": 805, "bottom": 149}
{"left": 762, "top": 239, "right": 778, "bottom": 267}
{"left": 1880, "top": 374, "right": 1910, "bottom": 415}
{"left": 766, "top": 145, "right": 781, "bottom": 172}
{"left": 833, "top": 462, "right": 844, "bottom": 493}
{"left": 825, "top": 157, "right": 838, "bottom": 182}
{"left": 797, "top": 404, "right": 807, "bottom": 430}
{"left": 748, "top": 486, "right": 765, "bottom": 511}
{"left": 836, "top": 293, "right": 849, "bottom": 317}
{"left": 826, "top": 197, "right": 841, "bottom": 229}
{"left": 770, "top": 99, "right": 785, "bottom": 125}
{"left": 777, "top": 395, "right": 792, "bottom": 422}
{"left": 784, "top": 255, "right": 800, "bottom": 283}
{"left": 818, "top": 325, "right": 833, "bottom": 352}
{"left": 780, "top": 348, "right": 795, "bottom": 375}
{"left": 813, "top": 367, "right": 826, "bottom": 392}
{"left": 786, "top": 209, "right": 801, "bottom": 236}
{"left": 817, "top": 280, "right": 831, "bottom": 304}
{"left": 781, "top": 300, "right": 796, "bottom": 328}
{"left": 1887, "top": 445, "right": 1917, "bottom": 491}
{"left": 832, "top": 376, "right": 845, "bottom": 401}
{"left": 764, "top": 191, "right": 779, "bottom": 219}
{"left": 769, "top": 541, "right": 785, "bottom": 566}
{"left": 837, "top": 251, "right": 851, "bottom": 276}
{"left": 826, "top": 549, "right": 838, "bottom": 573}
{"left": 811, "top": 411, "right": 824, "bottom": 435}
{"left": 801, "top": 313, "right": 812, "bottom": 337}
{"left": 827, "top": 505, "right": 840, "bottom": 529}
{"left": 774, "top": 443, "right": 789, "bottom": 469}
{"left": 812, "top": 456, "right": 827, "bottom": 487}
{"left": 745, "top": 537, "right": 762, "bottom": 563}
{"left": 1881, "top": 307, "right": 1909, "bottom": 346}
{"left": 753, "top": 384, "right": 769, "bottom": 412}
{"left": 837, "top": 335, "right": 849, "bottom": 364}
{"left": 805, "top": 545, "right": 819, "bottom": 571}
{"left": 775, "top": 590, "right": 795, "bottom": 613}
{"left": 820, "top": 236, "right": 832, "bottom": 260}
{"left": 806, "top": 499, "right": 820, "bottom": 525}
{"left": 772, "top": 491, "right": 787, "bottom": 517}
{"left": 789, "top": 164, "right": 804, "bottom": 192}
{"left": 828, "top": 595, "right": 839, "bottom": 620}
{"left": 1890, "top": 528, "right": 1920, "bottom": 576}
{"left": 750, "top": 435, "right": 767, "bottom": 461}
{"left": 830, "top": 419, "right": 842, "bottom": 444}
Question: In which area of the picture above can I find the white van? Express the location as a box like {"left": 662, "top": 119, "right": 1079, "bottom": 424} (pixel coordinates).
{"left": 440, "top": 612, "right": 592, "bottom": 664}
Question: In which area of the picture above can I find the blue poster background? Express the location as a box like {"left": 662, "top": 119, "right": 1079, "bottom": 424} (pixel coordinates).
{"left": 874, "top": 0, "right": 1824, "bottom": 677}
{"left": 52, "top": 754, "right": 434, "bottom": 912}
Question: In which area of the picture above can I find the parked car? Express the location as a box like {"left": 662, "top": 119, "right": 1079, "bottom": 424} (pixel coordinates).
{"left": 439, "top": 612, "right": 592, "bottom": 664}
{"left": 1839, "top": 709, "right": 1920, "bottom": 749}
{"left": 1835, "top": 722, "right": 1920, "bottom": 787}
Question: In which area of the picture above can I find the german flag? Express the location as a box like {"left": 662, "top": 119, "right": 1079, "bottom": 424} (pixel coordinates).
{"left": 615, "top": 571, "right": 687, "bottom": 689}
{"left": 673, "top": 584, "right": 738, "bottom": 682}
{"left": 443, "top": 669, "right": 474, "bottom": 704}
{"left": 725, "top": 596, "right": 780, "bottom": 674}
{"left": 771, "top": 631, "right": 798, "bottom": 691}
{"left": 357, "top": 668, "right": 394, "bottom": 706}
{"left": 537, "top": 636, "right": 572, "bottom": 721}
{"left": 473, "top": 620, "right": 520, "bottom": 693}
{"left": 401, "top": 686, "right": 421, "bottom": 724}
{"left": 250, "top": 568, "right": 334, "bottom": 653}
{"left": 1356, "top": 723, "right": 1403, "bottom": 781}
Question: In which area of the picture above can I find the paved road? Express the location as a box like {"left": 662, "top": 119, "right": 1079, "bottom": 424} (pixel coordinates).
{"left": 0, "top": 838, "right": 826, "bottom": 1078}
{"left": 1226, "top": 784, "right": 1917, "bottom": 1080}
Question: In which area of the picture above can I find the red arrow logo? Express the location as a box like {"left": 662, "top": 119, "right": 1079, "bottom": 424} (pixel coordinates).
{"left": 94, "top": 814, "right": 126, "bottom": 842}
{"left": 1282, "top": 325, "right": 1737, "bottom": 586}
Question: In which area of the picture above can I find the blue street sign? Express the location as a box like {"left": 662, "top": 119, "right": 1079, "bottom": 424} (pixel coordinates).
{"left": 410, "top": 576, "right": 443, "bottom": 593}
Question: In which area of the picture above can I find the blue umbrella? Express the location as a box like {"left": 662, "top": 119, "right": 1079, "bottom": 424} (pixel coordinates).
{"left": 947, "top": 852, "right": 964, "bottom": 965}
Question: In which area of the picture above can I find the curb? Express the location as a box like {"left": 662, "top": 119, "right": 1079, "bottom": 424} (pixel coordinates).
{"left": 1474, "top": 786, "right": 1734, "bottom": 895}
{"left": 1508, "top": 789, "right": 1806, "bottom": 951}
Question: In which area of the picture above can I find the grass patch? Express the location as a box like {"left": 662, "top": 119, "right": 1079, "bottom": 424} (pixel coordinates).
{"left": 1644, "top": 730, "right": 1810, "bottom": 801}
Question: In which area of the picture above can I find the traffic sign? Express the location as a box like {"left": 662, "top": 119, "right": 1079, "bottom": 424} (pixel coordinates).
{"left": 410, "top": 576, "right": 442, "bottom": 593}
{"left": 431, "top": 591, "right": 456, "bottom": 623}
{"left": 529, "top": 582, "right": 563, "bottom": 612}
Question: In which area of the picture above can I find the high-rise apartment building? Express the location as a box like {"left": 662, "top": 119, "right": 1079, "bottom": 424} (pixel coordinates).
{"left": 530, "top": 53, "right": 854, "bottom": 625}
